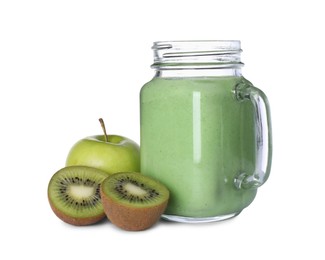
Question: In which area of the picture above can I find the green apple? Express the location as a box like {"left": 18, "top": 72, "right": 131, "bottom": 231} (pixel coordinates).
{"left": 66, "top": 119, "right": 140, "bottom": 175}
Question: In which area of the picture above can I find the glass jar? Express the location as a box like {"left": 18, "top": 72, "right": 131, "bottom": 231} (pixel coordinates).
{"left": 140, "top": 40, "right": 272, "bottom": 223}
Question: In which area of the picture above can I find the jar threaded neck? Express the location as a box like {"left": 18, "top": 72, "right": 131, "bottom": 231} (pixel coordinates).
{"left": 151, "top": 40, "right": 244, "bottom": 70}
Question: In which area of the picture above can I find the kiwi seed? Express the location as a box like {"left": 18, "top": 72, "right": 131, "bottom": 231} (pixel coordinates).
{"left": 48, "top": 166, "right": 108, "bottom": 226}
{"left": 100, "top": 172, "right": 169, "bottom": 231}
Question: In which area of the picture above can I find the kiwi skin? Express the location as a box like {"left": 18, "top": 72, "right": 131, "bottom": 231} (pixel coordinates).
{"left": 48, "top": 200, "right": 105, "bottom": 226}
{"left": 100, "top": 172, "right": 169, "bottom": 231}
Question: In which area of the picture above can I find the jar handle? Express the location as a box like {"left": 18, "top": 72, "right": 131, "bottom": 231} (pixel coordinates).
{"left": 234, "top": 79, "right": 273, "bottom": 190}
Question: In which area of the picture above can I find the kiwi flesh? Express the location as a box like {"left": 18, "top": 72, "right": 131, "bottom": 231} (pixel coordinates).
{"left": 48, "top": 166, "right": 108, "bottom": 226}
{"left": 100, "top": 172, "right": 169, "bottom": 231}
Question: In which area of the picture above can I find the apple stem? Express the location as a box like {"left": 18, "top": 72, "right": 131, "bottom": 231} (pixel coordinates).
{"left": 99, "top": 118, "right": 109, "bottom": 142}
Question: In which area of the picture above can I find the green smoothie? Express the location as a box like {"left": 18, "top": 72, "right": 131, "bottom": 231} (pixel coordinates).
{"left": 140, "top": 76, "right": 257, "bottom": 218}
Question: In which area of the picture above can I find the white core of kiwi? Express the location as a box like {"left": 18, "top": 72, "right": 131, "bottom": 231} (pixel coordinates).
{"left": 69, "top": 184, "right": 95, "bottom": 199}
{"left": 124, "top": 183, "right": 147, "bottom": 196}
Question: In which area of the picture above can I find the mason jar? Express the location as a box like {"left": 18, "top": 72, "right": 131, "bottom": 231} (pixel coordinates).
{"left": 140, "top": 40, "right": 272, "bottom": 223}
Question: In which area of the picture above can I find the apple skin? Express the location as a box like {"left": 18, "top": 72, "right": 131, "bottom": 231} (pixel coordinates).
{"left": 66, "top": 135, "right": 140, "bottom": 175}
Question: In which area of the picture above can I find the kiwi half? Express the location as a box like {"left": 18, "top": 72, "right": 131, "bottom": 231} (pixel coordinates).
{"left": 100, "top": 172, "right": 169, "bottom": 231}
{"left": 48, "top": 166, "right": 108, "bottom": 226}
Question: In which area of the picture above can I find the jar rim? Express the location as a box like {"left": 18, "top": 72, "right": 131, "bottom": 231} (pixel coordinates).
{"left": 152, "top": 40, "right": 241, "bottom": 51}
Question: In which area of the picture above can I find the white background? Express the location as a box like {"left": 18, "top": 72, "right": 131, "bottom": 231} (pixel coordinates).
{"left": 1, "top": 0, "right": 324, "bottom": 259}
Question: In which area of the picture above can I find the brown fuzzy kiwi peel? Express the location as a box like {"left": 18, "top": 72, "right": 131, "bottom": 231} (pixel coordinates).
{"left": 48, "top": 199, "right": 106, "bottom": 226}
{"left": 100, "top": 172, "right": 169, "bottom": 231}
